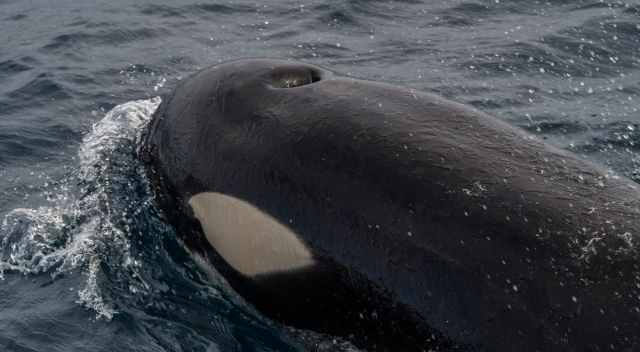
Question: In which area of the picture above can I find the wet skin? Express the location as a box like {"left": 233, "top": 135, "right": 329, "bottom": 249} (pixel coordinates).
{"left": 142, "top": 59, "right": 640, "bottom": 352}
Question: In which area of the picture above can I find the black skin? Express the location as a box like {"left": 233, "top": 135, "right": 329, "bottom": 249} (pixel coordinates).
{"left": 141, "top": 59, "right": 640, "bottom": 352}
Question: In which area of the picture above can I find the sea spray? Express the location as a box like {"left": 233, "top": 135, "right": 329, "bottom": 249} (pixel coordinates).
{"left": 0, "top": 98, "right": 161, "bottom": 319}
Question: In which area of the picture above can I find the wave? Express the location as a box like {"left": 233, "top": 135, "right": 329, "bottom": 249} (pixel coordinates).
{"left": 0, "top": 97, "right": 161, "bottom": 319}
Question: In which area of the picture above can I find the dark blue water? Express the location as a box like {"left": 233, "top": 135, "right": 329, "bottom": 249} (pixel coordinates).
{"left": 1, "top": 0, "right": 639, "bottom": 351}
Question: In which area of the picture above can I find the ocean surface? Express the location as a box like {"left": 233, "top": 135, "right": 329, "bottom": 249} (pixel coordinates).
{"left": 1, "top": 0, "right": 639, "bottom": 351}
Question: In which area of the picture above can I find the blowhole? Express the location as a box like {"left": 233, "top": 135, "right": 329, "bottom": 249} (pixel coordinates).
{"left": 271, "top": 67, "right": 322, "bottom": 88}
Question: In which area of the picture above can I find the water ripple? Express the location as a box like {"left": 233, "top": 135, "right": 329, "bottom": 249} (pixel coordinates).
{"left": 42, "top": 28, "right": 171, "bottom": 52}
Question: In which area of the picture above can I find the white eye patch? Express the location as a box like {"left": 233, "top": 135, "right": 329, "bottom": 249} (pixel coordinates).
{"left": 189, "top": 192, "right": 315, "bottom": 277}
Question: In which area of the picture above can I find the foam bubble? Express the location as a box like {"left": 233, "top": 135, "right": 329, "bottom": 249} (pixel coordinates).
{"left": 0, "top": 97, "right": 162, "bottom": 319}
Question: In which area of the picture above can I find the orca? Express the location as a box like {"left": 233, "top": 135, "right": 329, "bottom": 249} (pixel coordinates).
{"left": 141, "top": 59, "right": 640, "bottom": 351}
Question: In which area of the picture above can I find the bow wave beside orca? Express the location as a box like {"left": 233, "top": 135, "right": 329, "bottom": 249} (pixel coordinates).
{"left": 140, "top": 59, "right": 640, "bottom": 351}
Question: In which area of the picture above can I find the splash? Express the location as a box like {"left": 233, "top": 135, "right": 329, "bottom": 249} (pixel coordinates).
{"left": 77, "top": 257, "right": 118, "bottom": 320}
{"left": 0, "top": 97, "right": 162, "bottom": 319}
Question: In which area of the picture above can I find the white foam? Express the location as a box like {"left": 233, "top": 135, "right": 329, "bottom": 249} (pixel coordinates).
{"left": 76, "top": 257, "right": 117, "bottom": 320}
{"left": 0, "top": 97, "right": 162, "bottom": 320}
